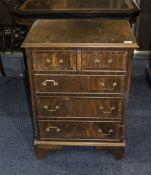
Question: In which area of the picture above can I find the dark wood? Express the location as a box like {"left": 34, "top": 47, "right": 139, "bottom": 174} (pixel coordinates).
{"left": 32, "top": 50, "right": 77, "bottom": 71}
{"left": 34, "top": 145, "right": 63, "bottom": 159}
{"left": 36, "top": 96, "right": 123, "bottom": 119}
{"left": 111, "top": 148, "right": 124, "bottom": 160}
{"left": 34, "top": 74, "right": 126, "bottom": 93}
{"left": 82, "top": 51, "right": 128, "bottom": 71}
{"left": 22, "top": 19, "right": 138, "bottom": 159}
{"left": 145, "top": 41, "right": 151, "bottom": 86}
{"left": 138, "top": 0, "right": 151, "bottom": 50}
{"left": 138, "top": 0, "right": 151, "bottom": 86}
{"left": 14, "top": 0, "right": 139, "bottom": 26}
{"left": 17, "top": 0, "right": 138, "bottom": 13}
{"left": 21, "top": 20, "right": 138, "bottom": 48}
{"left": 32, "top": 50, "right": 128, "bottom": 72}
{"left": 38, "top": 120, "right": 121, "bottom": 140}
{"left": 34, "top": 146, "right": 49, "bottom": 159}
{"left": 145, "top": 65, "right": 151, "bottom": 86}
{"left": 0, "top": 54, "right": 5, "bottom": 76}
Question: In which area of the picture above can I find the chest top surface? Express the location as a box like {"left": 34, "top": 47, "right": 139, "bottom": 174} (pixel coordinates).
{"left": 21, "top": 19, "right": 138, "bottom": 48}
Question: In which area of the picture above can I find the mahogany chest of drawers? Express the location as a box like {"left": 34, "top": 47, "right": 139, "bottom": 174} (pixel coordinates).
{"left": 22, "top": 19, "right": 138, "bottom": 159}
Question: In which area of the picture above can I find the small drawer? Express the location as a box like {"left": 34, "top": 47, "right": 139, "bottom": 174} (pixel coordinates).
{"left": 38, "top": 120, "right": 121, "bottom": 140}
{"left": 34, "top": 75, "right": 125, "bottom": 93}
{"left": 82, "top": 51, "right": 127, "bottom": 71}
{"left": 36, "top": 96, "right": 123, "bottom": 119}
{"left": 32, "top": 50, "right": 77, "bottom": 71}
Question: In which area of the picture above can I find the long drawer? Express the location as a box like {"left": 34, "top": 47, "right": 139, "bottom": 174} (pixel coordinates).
{"left": 38, "top": 120, "right": 121, "bottom": 140}
{"left": 34, "top": 74, "right": 126, "bottom": 93}
{"left": 36, "top": 96, "right": 123, "bottom": 119}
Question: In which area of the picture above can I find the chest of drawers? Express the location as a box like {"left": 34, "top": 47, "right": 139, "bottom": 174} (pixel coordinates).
{"left": 22, "top": 19, "right": 138, "bottom": 159}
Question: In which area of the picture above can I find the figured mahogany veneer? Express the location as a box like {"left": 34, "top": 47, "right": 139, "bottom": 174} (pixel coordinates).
{"left": 36, "top": 96, "right": 123, "bottom": 119}
{"left": 22, "top": 19, "right": 138, "bottom": 160}
{"left": 82, "top": 51, "right": 128, "bottom": 71}
{"left": 34, "top": 74, "right": 125, "bottom": 93}
{"left": 38, "top": 120, "right": 121, "bottom": 140}
{"left": 32, "top": 50, "right": 77, "bottom": 71}
{"left": 32, "top": 50, "right": 128, "bottom": 72}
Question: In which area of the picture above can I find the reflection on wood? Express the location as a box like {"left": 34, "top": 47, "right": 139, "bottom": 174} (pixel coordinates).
{"left": 14, "top": 0, "right": 139, "bottom": 27}
{"left": 19, "top": 0, "right": 133, "bottom": 10}
{"left": 22, "top": 19, "right": 138, "bottom": 159}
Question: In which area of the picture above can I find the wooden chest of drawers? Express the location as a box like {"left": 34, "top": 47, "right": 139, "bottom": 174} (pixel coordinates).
{"left": 22, "top": 19, "right": 138, "bottom": 159}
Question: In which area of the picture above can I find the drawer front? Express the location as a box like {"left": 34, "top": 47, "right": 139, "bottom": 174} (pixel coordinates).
{"left": 32, "top": 50, "right": 77, "bottom": 71}
{"left": 34, "top": 75, "right": 125, "bottom": 93}
{"left": 37, "top": 96, "right": 123, "bottom": 119}
{"left": 38, "top": 121, "right": 121, "bottom": 140}
{"left": 82, "top": 51, "right": 127, "bottom": 71}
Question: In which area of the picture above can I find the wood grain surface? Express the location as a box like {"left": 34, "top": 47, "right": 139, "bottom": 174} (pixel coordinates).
{"left": 23, "top": 19, "right": 138, "bottom": 159}
{"left": 21, "top": 19, "right": 138, "bottom": 48}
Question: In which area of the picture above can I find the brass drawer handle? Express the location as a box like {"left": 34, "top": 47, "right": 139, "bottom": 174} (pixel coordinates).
{"left": 98, "top": 129, "right": 113, "bottom": 136}
{"left": 95, "top": 58, "right": 112, "bottom": 68}
{"left": 99, "top": 106, "right": 115, "bottom": 114}
{"left": 100, "top": 82, "right": 117, "bottom": 90}
{"left": 46, "top": 126, "right": 61, "bottom": 132}
{"left": 42, "top": 80, "right": 58, "bottom": 86}
{"left": 45, "top": 58, "right": 64, "bottom": 66}
{"left": 43, "top": 105, "right": 59, "bottom": 112}
{"left": 46, "top": 59, "right": 51, "bottom": 63}
{"left": 59, "top": 59, "right": 64, "bottom": 64}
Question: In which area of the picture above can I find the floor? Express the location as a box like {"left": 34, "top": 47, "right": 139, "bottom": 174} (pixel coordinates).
{"left": 0, "top": 58, "right": 151, "bottom": 175}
